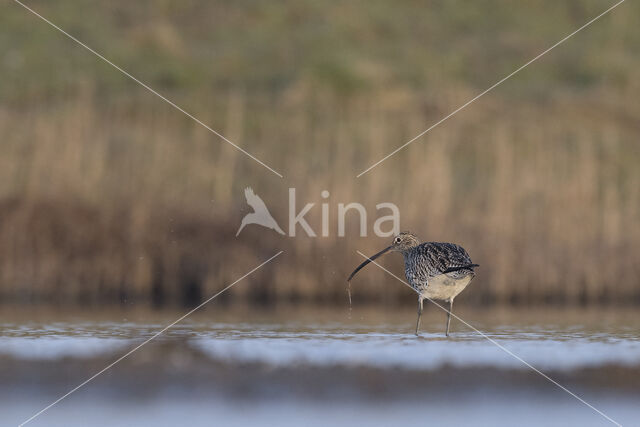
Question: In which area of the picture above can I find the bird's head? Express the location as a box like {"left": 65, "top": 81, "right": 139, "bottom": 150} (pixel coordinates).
{"left": 347, "top": 231, "right": 420, "bottom": 282}
{"left": 390, "top": 231, "right": 420, "bottom": 252}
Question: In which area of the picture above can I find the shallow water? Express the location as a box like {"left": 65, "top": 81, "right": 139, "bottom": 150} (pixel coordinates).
{"left": 3, "top": 320, "right": 640, "bottom": 370}
{"left": 1, "top": 307, "right": 639, "bottom": 426}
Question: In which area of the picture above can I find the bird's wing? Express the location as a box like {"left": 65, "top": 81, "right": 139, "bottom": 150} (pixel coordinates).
{"left": 419, "top": 242, "right": 475, "bottom": 276}
{"left": 244, "top": 187, "right": 270, "bottom": 212}
{"left": 442, "top": 264, "right": 479, "bottom": 273}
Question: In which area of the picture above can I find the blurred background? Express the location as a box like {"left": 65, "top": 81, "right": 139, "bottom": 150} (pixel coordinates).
{"left": 1, "top": 0, "right": 639, "bottom": 308}
{"left": 3, "top": 2, "right": 640, "bottom": 426}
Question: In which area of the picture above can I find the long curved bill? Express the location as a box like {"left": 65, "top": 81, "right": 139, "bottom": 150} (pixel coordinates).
{"left": 347, "top": 246, "right": 393, "bottom": 308}
{"left": 347, "top": 246, "right": 393, "bottom": 282}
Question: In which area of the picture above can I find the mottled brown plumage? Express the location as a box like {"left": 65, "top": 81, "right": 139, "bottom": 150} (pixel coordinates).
{"left": 348, "top": 232, "right": 478, "bottom": 336}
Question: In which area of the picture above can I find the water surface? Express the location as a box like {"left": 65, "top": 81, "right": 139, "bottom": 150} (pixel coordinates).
{"left": 1, "top": 307, "right": 639, "bottom": 426}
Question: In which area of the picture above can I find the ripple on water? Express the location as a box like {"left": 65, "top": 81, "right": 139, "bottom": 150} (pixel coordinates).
{"left": 1, "top": 321, "right": 639, "bottom": 370}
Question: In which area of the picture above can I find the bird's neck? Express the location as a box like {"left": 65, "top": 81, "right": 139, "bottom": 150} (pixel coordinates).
{"left": 401, "top": 248, "right": 415, "bottom": 260}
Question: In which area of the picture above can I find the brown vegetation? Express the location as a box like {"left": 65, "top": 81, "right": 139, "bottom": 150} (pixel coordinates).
{"left": 1, "top": 1, "right": 638, "bottom": 306}
{"left": 1, "top": 87, "right": 639, "bottom": 307}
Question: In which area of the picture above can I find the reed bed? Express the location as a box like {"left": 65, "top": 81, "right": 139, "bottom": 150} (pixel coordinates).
{"left": 1, "top": 1, "right": 638, "bottom": 306}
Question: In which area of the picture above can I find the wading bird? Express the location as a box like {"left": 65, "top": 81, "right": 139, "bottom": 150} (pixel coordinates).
{"left": 348, "top": 232, "right": 478, "bottom": 336}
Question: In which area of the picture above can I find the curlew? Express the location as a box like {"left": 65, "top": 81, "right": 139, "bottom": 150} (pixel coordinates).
{"left": 348, "top": 231, "right": 478, "bottom": 336}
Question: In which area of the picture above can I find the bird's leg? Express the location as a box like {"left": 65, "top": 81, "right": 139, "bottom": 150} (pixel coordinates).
{"left": 415, "top": 297, "right": 423, "bottom": 336}
{"left": 445, "top": 298, "right": 454, "bottom": 337}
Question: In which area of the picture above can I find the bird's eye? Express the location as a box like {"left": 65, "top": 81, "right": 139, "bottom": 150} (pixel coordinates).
{"left": 394, "top": 237, "right": 401, "bottom": 244}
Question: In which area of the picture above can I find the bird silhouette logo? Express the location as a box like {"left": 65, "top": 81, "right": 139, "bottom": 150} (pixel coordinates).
{"left": 236, "top": 187, "right": 285, "bottom": 236}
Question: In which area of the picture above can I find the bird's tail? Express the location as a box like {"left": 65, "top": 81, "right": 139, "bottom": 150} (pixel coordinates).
{"left": 443, "top": 264, "right": 479, "bottom": 273}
